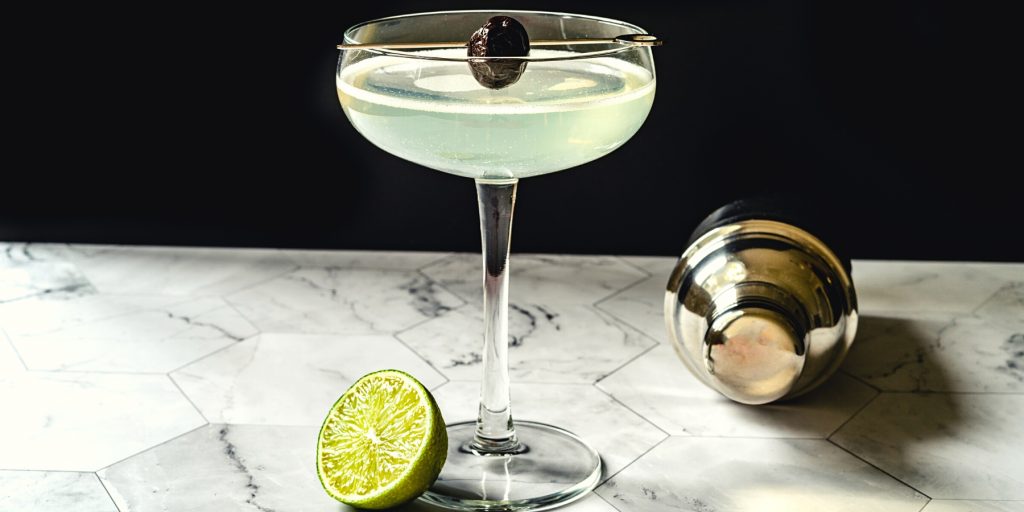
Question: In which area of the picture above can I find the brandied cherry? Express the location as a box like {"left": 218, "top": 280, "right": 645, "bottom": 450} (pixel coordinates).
{"left": 468, "top": 16, "right": 530, "bottom": 89}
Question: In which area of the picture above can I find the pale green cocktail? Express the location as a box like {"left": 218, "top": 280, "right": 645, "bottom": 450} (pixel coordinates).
{"left": 337, "top": 49, "right": 655, "bottom": 179}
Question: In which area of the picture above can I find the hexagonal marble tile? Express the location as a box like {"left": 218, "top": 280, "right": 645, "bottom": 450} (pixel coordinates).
{"left": 7, "top": 296, "right": 257, "bottom": 372}
{"left": 398, "top": 303, "right": 655, "bottom": 384}
{"left": 421, "top": 254, "right": 647, "bottom": 305}
{"left": 853, "top": 261, "right": 1017, "bottom": 315}
{"left": 843, "top": 312, "right": 1024, "bottom": 392}
{"left": 281, "top": 249, "right": 451, "bottom": 270}
{"left": 99, "top": 424, "right": 337, "bottom": 512}
{"left": 226, "top": 267, "right": 463, "bottom": 334}
{"left": 595, "top": 259, "right": 677, "bottom": 344}
{"left": 831, "top": 393, "right": 1024, "bottom": 500}
{"left": 974, "top": 281, "right": 1024, "bottom": 318}
{"left": 597, "top": 437, "right": 927, "bottom": 512}
{"left": 921, "top": 501, "right": 1024, "bottom": 512}
{"left": 431, "top": 381, "right": 666, "bottom": 480}
{"left": 597, "top": 344, "right": 877, "bottom": 437}
{"left": 0, "top": 373, "right": 205, "bottom": 471}
{"left": 172, "top": 333, "right": 446, "bottom": 426}
{"left": 0, "top": 471, "right": 117, "bottom": 512}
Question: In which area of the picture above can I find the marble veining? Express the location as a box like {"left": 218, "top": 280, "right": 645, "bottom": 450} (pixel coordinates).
{"left": 831, "top": 393, "right": 1024, "bottom": 500}
{"left": 7, "top": 296, "right": 257, "bottom": 372}
{"left": 422, "top": 253, "right": 647, "bottom": 305}
{"left": 0, "top": 471, "right": 117, "bottom": 512}
{"left": 398, "top": 303, "right": 655, "bottom": 383}
{"left": 172, "top": 333, "right": 446, "bottom": 425}
{"left": 226, "top": 267, "right": 463, "bottom": 334}
{"left": 0, "top": 244, "right": 1022, "bottom": 511}
{"left": 99, "top": 424, "right": 338, "bottom": 512}
{"left": 598, "top": 437, "right": 927, "bottom": 512}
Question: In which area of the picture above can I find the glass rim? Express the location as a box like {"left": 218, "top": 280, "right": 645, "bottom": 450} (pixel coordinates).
{"left": 340, "top": 9, "right": 650, "bottom": 62}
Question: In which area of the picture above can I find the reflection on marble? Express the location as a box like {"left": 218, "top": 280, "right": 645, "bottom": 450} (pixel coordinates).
{"left": 399, "top": 303, "right": 655, "bottom": 383}
{"left": 9, "top": 296, "right": 257, "bottom": 372}
{"left": 598, "top": 437, "right": 927, "bottom": 512}
{"left": 598, "top": 345, "right": 877, "bottom": 437}
{"left": 596, "top": 268, "right": 676, "bottom": 344}
{"left": 99, "top": 424, "right": 338, "bottom": 512}
{"left": 393, "top": 493, "right": 620, "bottom": 512}
{"left": 46, "top": 245, "right": 298, "bottom": 296}
{"left": 922, "top": 501, "right": 1024, "bottom": 512}
{"left": 844, "top": 313, "right": 1024, "bottom": 392}
{"left": 0, "top": 471, "right": 117, "bottom": 512}
{"left": 173, "top": 333, "right": 446, "bottom": 425}
{"left": 226, "top": 267, "right": 463, "bottom": 334}
{"left": 422, "top": 254, "right": 646, "bottom": 305}
{"left": 431, "top": 381, "right": 666, "bottom": 479}
{"left": 832, "top": 393, "right": 1024, "bottom": 500}
{"left": 281, "top": 248, "right": 450, "bottom": 270}
{"left": 853, "top": 261, "right": 1016, "bottom": 315}
{"left": 0, "top": 373, "right": 205, "bottom": 471}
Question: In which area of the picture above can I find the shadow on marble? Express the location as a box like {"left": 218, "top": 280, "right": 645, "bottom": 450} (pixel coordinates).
{"left": 832, "top": 393, "right": 1024, "bottom": 500}
{"left": 390, "top": 493, "right": 619, "bottom": 511}
{"left": 0, "top": 470, "right": 117, "bottom": 512}
{"left": 598, "top": 437, "right": 927, "bottom": 512}
{"left": 598, "top": 344, "right": 877, "bottom": 438}
{"left": 843, "top": 314, "right": 962, "bottom": 392}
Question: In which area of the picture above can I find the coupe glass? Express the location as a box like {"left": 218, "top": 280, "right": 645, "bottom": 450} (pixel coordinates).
{"left": 337, "top": 10, "right": 656, "bottom": 511}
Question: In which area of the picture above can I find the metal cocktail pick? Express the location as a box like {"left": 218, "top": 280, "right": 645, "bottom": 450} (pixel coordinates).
{"left": 337, "top": 34, "right": 662, "bottom": 50}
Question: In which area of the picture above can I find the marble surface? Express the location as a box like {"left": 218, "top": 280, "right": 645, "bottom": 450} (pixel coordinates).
{"left": 1, "top": 242, "right": 1022, "bottom": 511}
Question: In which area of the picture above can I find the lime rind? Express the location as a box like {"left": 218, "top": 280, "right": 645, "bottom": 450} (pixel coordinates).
{"left": 316, "top": 369, "right": 447, "bottom": 509}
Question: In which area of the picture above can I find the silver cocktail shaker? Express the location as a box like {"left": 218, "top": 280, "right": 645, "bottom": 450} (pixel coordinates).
{"left": 665, "top": 199, "right": 858, "bottom": 404}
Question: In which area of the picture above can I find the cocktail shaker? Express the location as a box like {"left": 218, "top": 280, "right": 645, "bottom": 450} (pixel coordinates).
{"left": 665, "top": 199, "right": 858, "bottom": 404}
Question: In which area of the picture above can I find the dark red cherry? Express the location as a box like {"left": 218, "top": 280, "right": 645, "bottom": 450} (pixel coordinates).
{"left": 468, "top": 16, "right": 530, "bottom": 89}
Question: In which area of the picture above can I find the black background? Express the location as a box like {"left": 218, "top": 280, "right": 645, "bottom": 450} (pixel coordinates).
{"left": 3, "top": 1, "right": 1020, "bottom": 261}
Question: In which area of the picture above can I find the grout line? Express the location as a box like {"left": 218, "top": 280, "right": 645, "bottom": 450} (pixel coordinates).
{"left": 167, "top": 374, "right": 210, "bottom": 424}
{"left": 164, "top": 333, "right": 259, "bottom": 375}
{"left": 614, "top": 255, "right": 656, "bottom": 278}
{"left": 592, "top": 381, "right": 672, "bottom": 438}
{"left": 593, "top": 341, "right": 660, "bottom": 386}
{"left": 826, "top": 438, "right": 932, "bottom": 500}
{"left": 94, "top": 472, "right": 123, "bottom": 512}
{"left": 597, "top": 434, "right": 670, "bottom": 485}
{"left": 218, "top": 263, "right": 301, "bottom": 299}
{"left": 389, "top": 329, "right": 451, "bottom": 390}
{"left": 839, "top": 369, "right": 882, "bottom": 393}
{"left": 825, "top": 388, "right": 881, "bottom": 439}
{"left": 915, "top": 499, "right": 931, "bottom": 512}
{"left": 592, "top": 271, "right": 655, "bottom": 309}
{"left": 93, "top": 423, "right": 209, "bottom": 473}
{"left": 595, "top": 487, "right": 626, "bottom": 512}
{"left": 1, "top": 326, "right": 30, "bottom": 371}
{"left": 416, "top": 252, "right": 458, "bottom": 271}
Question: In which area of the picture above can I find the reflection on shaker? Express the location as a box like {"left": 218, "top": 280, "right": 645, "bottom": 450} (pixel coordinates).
{"left": 665, "top": 198, "right": 858, "bottom": 404}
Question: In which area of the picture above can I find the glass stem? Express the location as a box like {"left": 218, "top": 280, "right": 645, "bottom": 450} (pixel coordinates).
{"left": 472, "top": 178, "right": 522, "bottom": 454}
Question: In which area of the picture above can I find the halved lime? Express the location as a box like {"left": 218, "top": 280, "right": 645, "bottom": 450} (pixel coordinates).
{"left": 316, "top": 369, "right": 447, "bottom": 509}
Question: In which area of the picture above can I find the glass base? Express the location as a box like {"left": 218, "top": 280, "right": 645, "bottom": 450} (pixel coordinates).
{"left": 419, "top": 420, "right": 602, "bottom": 511}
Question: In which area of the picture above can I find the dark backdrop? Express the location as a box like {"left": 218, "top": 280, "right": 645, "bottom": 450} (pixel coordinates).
{"left": 3, "top": 1, "right": 1019, "bottom": 261}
